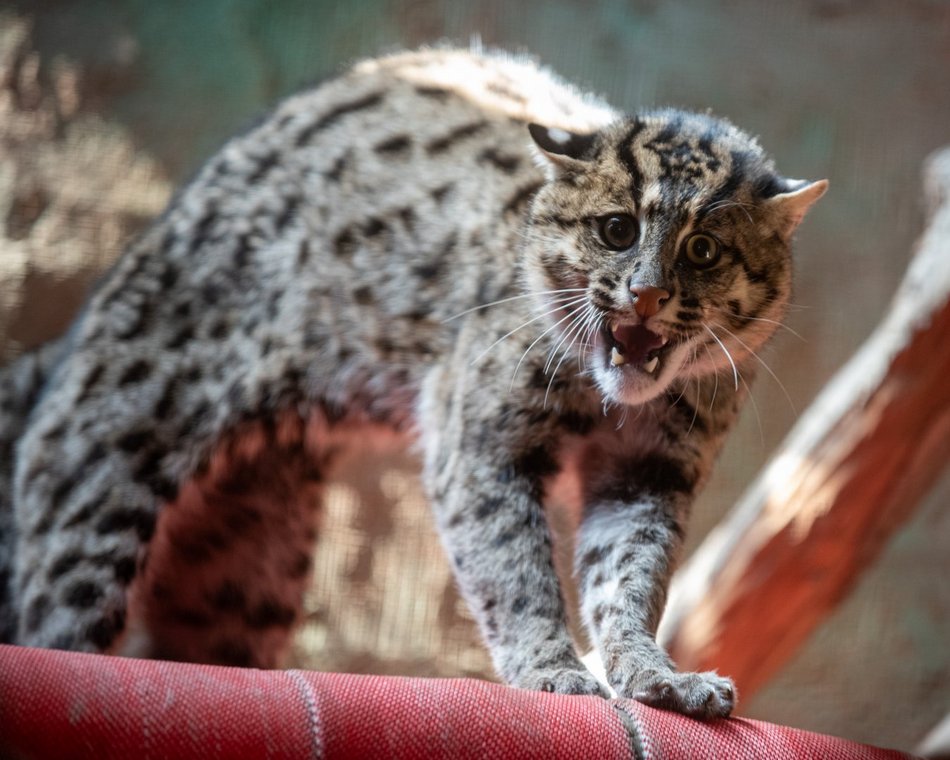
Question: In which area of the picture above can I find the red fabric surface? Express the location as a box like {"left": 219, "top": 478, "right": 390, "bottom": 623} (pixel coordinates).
{"left": 0, "top": 644, "right": 916, "bottom": 759}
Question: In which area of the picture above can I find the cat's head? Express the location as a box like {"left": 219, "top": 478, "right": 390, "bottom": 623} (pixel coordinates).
{"left": 522, "top": 110, "right": 826, "bottom": 407}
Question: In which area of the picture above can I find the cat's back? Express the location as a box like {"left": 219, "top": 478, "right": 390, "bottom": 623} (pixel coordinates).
{"left": 275, "top": 47, "right": 616, "bottom": 135}
{"left": 186, "top": 46, "right": 619, "bottom": 244}
{"left": 187, "top": 46, "right": 617, "bottom": 213}
{"left": 129, "top": 47, "right": 620, "bottom": 343}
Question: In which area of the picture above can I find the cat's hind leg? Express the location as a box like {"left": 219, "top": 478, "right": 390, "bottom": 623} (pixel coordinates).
{"left": 11, "top": 340, "right": 327, "bottom": 666}
{"left": 123, "top": 413, "right": 325, "bottom": 667}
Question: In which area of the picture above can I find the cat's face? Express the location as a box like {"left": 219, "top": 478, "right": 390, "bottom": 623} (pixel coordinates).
{"left": 523, "top": 112, "right": 826, "bottom": 407}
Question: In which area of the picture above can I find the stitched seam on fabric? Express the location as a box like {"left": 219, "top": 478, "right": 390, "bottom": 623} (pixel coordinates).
{"left": 612, "top": 702, "right": 647, "bottom": 760}
{"left": 629, "top": 706, "right": 656, "bottom": 760}
{"left": 287, "top": 670, "right": 323, "bottom": 760}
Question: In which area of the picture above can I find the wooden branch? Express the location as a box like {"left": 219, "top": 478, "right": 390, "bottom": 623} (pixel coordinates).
{"left": 658, "top": 147, "right": 950, "bottom": 699}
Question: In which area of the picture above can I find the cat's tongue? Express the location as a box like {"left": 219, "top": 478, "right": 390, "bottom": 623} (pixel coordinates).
{"left": 609, "top": 323, "right": 666, "bottom": 365}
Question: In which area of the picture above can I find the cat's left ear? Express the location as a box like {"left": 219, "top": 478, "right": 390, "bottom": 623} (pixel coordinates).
{"left": 765, "top": 178, "right": 829, "bottom": 240}
{"left": 528, "top": 123, "right": 597, "bottom": 179}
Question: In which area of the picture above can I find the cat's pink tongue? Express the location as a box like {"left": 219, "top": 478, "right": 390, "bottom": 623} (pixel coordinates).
{"left": 610, "top": 323, "right": 665, "bottom": 363}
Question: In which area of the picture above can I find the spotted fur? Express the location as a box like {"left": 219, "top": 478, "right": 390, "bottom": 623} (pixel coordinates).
{"left": 0, "top": 48, "right": 825, "bottom": 718}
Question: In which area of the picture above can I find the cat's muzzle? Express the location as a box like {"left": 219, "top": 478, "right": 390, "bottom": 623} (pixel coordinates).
{"left": 605, "top": 321, "right": 669, "bottom": 375}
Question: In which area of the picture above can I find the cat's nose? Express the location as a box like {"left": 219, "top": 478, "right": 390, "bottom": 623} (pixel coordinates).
{"left": 629, "top": 284, "right": 671, "bottom": 318}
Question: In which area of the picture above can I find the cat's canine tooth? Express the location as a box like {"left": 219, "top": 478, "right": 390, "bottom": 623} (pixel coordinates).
{"left": 610, "top": 346, "right": 627, "bottom": 366}
{"left": 643, "top": 356, "right": 659, "bottom": 374}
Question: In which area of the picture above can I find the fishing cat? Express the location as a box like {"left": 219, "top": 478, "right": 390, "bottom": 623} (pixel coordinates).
{"left": 0, "top": 47, "right": 825, "bottom": 719}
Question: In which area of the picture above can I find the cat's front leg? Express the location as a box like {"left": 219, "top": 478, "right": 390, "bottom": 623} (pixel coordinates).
{"left": 577, "top": 458, "right": 735, "bottom": 718}
{"left": 419, "top": 368, "right": 605, "bottom": 697}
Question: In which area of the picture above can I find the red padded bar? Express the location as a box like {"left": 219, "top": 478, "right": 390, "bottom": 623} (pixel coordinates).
{"left": 0, "top": 645, "right": 913, "bottom": 759}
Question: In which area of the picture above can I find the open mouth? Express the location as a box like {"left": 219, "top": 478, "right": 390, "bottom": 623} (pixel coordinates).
{"left": 604, "top": 321, "right": 669, "bottom": 375}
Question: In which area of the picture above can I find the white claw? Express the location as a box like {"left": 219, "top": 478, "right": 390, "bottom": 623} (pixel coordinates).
{"left": 611, "top": 346, "right": 627, "bottom": 366}
{"left": 643, "top": 356, "right": 659, "bottom": 374}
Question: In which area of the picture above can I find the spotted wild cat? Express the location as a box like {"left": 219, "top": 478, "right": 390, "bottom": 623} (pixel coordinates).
{"left": 0, "top": 48, "right": 825, "bottom": 718}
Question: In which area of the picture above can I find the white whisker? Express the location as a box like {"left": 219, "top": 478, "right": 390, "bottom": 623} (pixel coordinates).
{"left": 669, "top": 376, "right": 690, "bottom": 408}
{"left": 714, "top": 322, "right": 796, "bottom": 414}
{"left": 443, "top": 288, "right": 586, "bottom": 322}
{"left": 702, "top": 323, "right": 739, "bottom": 391}
{"left": 544, "top": 301, "right": 594, "bottom": 372}
{"left": 702, "top": 199, "right": 755, "bottom": 226}
{"left": 740, "top": 372, "right": 765, "bottom": 448}
{"left": 615, "top": 403, "right": 629, "bottom": 430}
{"left": 471, "top": 295, "right": 588, "bottom": 367}
{"left": 577, "top": 306, "right": 603, "bottom": 372}
{"left": 784, "top": 302, "right": 812, "bottom": 312}
{"left": 710, "top": 307, "right": 806, "bottom": 342}
{"left": 543, "top": 303, "right": 588, "bottom": 373}
{"left": 507, "top": 302, "right": 588, "bottom": 387}
{"left": 544, "top": 305, "right": 594, "bottom": 406}
{"left": 703, "top": 343, "right": 720, "bottom": 413}
{"left": 686, "top": 373, "right": 700, "bottom": 436}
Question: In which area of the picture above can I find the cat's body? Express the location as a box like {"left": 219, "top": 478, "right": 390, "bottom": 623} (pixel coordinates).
{"left": 0, "top": 48, "right": 824, "bottom": 718}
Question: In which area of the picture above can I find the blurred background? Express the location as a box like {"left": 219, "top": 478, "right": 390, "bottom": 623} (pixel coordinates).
{"left": 1, "top": 0, "right": 947, "bottom": 751}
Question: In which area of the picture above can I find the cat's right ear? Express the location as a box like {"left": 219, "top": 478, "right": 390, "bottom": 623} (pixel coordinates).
{"left": 528, "top": 124, "right": 597, "bottom": 180}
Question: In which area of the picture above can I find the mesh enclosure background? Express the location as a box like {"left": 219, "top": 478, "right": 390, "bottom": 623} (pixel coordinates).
{"left": 291, "top": 450, "right": 494, "bottom": 681}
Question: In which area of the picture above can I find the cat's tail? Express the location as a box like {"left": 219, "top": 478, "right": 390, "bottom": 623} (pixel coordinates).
{"left": 0, "top": 338, "right": 66, "bottom": 643}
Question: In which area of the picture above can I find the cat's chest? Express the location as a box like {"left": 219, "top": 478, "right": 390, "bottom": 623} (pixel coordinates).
{"left": 543, "top": 409, "right": 671, "bottom": 514}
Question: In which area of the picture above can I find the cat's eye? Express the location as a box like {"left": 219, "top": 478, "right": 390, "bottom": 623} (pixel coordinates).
{"left": 597, "top": 214, "right": 639, "bottom": 251}
{"left": 683, "top": 233, "right": 721, "bottom": 269}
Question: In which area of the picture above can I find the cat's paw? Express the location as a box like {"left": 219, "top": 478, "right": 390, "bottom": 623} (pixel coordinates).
{"left": 518, "top": 666, "right": 609, "bottom": 697}
{"left": 622, "top": 669, "right": 736, "bottom": 719}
